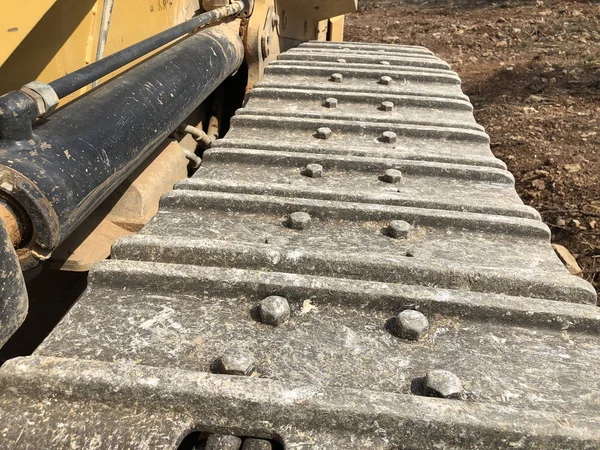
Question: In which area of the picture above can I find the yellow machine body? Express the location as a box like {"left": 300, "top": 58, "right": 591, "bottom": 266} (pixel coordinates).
{"left": 0, "top": 0, "right": 353, "bottom": 105}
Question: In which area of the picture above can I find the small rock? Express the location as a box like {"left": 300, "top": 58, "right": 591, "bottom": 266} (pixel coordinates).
{"left": 564, "top": 163, "right": 581, "bottom": 173}
{"left": 382, "top": 36, "right": 399, "bottom": 43}
{"left": 523, "top": 106, "right": 538, "bottom": 115}
{"left": 531, "top": 179, "right": 545, "bottom": 190}
{"left": 552, "top": 244, "right": 583, "bottom": 276}
{"left": 423, "top": 370, "right": 462, "bottom": 399}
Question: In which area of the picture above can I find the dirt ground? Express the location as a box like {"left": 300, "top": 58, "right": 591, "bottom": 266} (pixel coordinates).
{"left": 345, "top": 0, "right": 600, "bottom": 296}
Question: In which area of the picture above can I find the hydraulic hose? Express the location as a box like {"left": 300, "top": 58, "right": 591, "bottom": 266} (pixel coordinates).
{"left": 0, "top": 25, "right": 244, "bottom": 256}
{"left": 49, "top": 1, "right": 246, "bottom": 99}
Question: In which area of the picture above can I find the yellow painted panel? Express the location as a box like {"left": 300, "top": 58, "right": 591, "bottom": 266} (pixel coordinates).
{"left": 329, "top": 15, "right": 345, "bottom": 42}
{"left": 280, "top": 0, "right": 356, "bottom": 21}
{"left": 103, "top": 0, "right": 199, "bottom": 57}
{"left": 0, "top": 0, "right": 59, "bottom": 67}
{"left": 0, "top": 0, "right": 101, "bottom": 98}
{"left": 93, "top": 0, "right": 200, "bottom": 89}
{"left": 0, "top": 0, "right": 200, "bottom": 103}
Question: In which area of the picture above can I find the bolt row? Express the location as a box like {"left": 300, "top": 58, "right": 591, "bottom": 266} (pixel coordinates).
{"left": 213, "top": 304, "right": 462, "bottom": 399}
{"left": 301, "top": 163, "right": 403, "bottom": 184}
{"left": 329, "top": 73, "right": 394, "bottom": 86}
{"left": 330, "top": 59, "right": 392, "bottom": 65}
{"left": 283, "top": 209, "right": 412, "bottom": 240}
{"left": 315, "top": 127, "right": 397, "bottom": 144}
{"left": 323, "top": 97, "right": 395, "bottom": 112}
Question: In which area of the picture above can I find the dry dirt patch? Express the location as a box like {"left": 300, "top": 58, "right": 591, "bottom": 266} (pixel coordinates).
{"left": 346, "top": 0, "right": 600, "bottom": 297}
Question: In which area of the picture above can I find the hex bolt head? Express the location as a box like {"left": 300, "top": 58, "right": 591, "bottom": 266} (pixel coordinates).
{"left": 386, "top": 220, "right": 411, "bottom": 239}
{"left": 381, "top": 168, "right": 403, "bottom": 183}
{"left": 214, "top": 350, "right": 256, "bottom": 376}
{"left": 206, "top": 434, "right": 244, "bottom": 450}
{"left": 395, "top": 309, "right": 429, "bottom": 340}
{"left": 324, "top": 97, "right": 338, "bottom": 108}
{"left": 423, "top": 370, "right": 463, "bottom": 399}
{"left": 242, "top": 439, "right": 273, "bottom": 450}
{"left": 380, "top": 101, "right": 394, "bottom": 112}
{"left": 304, "top": 163, "right": 323, "bottom": 178}
{"left": 379, "top": 75, "right": 393, "bottom": 85}
{"left": 286, "top": 211, "right": 311, "bottom": 230}
{"left": 316, "top": 127, "right": 332, "bottom": 140}
{"left": 258, "top": 296, "right": 291, "bottom": 326}
{"left": 381, "top": 131, "right": 397, "bottom": 144}
{"left": 330, "top": 73, "right": 343, "bottom": 82}
{"left": 380, "top": 60, "right": 391, "bottom": 65}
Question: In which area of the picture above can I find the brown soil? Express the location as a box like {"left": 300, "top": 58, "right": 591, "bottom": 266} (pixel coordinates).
{"left": 346, "top": 0, "right": 600, "bottom": 297}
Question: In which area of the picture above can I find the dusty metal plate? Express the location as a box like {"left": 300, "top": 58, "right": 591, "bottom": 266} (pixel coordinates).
{"left": 0, "top": 41, "right": 599, "bottom": 449}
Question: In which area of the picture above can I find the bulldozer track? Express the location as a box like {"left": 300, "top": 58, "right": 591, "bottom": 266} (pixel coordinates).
{"left": 1, "top": 41, "right": 599, "bottom": 449}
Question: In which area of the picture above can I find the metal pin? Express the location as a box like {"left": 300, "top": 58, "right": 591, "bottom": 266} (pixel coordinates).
{"left": 379, "top": 75, "right": 393, "bottom": 85}
{"left": 324, "top": 98, "right": 338, "bottom": 108}
{"left": 380, "top": 101, "right": 394, "bottom": 112}
{"left": 381, "top": 131, "right": 397, "bottom": 144}
{"left": 286, "top": 211, "right": 311, "bottom": 230}
{"left": 316, "top": 127, "right": 332, "bottom": 140}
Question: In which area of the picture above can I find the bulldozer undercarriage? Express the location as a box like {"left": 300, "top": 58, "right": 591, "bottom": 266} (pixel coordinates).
{"left": 0, "top": 39, "right": 598, "bottom": 448}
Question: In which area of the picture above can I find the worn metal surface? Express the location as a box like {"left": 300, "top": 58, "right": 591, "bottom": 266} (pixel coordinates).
{"left": 0, "top": 41, "right": 599, "bottom": 449}
{"left": 244, "top": 0, "right": 280, "bottom": 89}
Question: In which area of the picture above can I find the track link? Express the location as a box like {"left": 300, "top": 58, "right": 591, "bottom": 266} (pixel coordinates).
{"left": 1, "top": 41, "right": 599, "bottom": 449}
